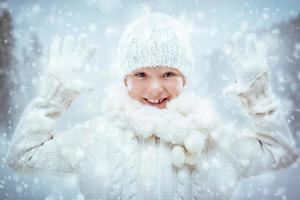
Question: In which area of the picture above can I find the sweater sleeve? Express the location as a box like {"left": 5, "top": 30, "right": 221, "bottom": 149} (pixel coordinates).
{"left": 214, "top": 73, "right": 298, "bottom": 179}
{"left": 5, "top": 74, "right": 91, "bottom": 176}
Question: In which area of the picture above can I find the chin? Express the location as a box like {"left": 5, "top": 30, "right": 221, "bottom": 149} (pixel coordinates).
{"left": 154, "top": 103, "right": 167, "bottom": 109}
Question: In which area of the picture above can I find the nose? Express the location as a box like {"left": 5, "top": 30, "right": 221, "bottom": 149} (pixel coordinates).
{"left": 147, "top": 80, "right": 164, "bottom": 98}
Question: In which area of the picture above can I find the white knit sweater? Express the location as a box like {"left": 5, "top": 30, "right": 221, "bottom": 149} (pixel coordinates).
{"left": 6, "top": 74, "right": 298, "bottom": 200}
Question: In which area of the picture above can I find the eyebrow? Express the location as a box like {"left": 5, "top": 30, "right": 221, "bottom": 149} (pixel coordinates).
{"left": 130, "top": 67, "right": 181, "bottom": 75}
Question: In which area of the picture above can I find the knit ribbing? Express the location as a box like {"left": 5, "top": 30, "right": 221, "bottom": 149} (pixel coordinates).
{"left": 155, "top": 137, "right": 160, "bottom": 200}
{"left": 110, "top": 130, "right": 125, "bottom": 199}
{"left": 39, "top": 74, "right": 80, "bottom": 109}
{"left": 142, "top": 136, "right": 157, "bottom": 200}
{"left": 176, "top": 167, "right": 190, "bottom": 200}
{"left": 157, "top": 139, "right": 173, "bottom": 200}
{"left": 123, "top": 128, "right": 139, "bottom": 200}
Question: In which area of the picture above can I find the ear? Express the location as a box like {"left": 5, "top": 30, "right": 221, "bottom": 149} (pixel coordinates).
{"left": 179, "top": 75, "right": 186, "bottom": 87}
{"left": 182, "top": 75, "right": 186, "bottom": 86}
{"left": 124, "top": 75, "right": 128, "bottom": 87}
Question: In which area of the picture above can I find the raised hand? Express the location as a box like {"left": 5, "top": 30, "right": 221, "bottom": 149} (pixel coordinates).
{"left": 223, "top": 32, "right": 269, "bottom": 95}
{"left": 47, "top": 34, "right": 96, "bottom": 93}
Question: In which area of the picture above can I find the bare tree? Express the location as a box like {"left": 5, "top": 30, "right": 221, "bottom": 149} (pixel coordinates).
{"left": 0, "top": 3, "right": 15, "bottom": 138}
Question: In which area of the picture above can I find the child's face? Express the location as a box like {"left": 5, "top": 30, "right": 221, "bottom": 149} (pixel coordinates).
{"left": 124, "top": 66, "right": 185, "bottom": 109}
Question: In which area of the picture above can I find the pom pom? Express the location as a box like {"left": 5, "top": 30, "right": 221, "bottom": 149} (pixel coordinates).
{"left": 171, "top": 145, "right": 186, "bottom": 168}
{"left": 184, "top": 130, "right": 205, "bottom": 153}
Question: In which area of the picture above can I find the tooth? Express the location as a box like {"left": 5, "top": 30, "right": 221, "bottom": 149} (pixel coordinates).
{"left": 147, "top": 99, "right": 164, "bottom": 104}
{"left": 148, "top": 99, "right": 155, "bottom": 103}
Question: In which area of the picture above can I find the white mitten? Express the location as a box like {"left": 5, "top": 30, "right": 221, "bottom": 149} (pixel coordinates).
{"left": 238, "top": 72, "right": 276, "bottom": 115}
{"left": 223, "top": 32, "right": 268, "bottom": 95}
{"left": 43, "top": 34, "right": 96, "bottom": 93}
{"left": 39, "top": 34, "right": 96, "bottom": 109}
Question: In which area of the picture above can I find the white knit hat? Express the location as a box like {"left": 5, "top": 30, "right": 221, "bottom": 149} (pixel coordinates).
{"left": 116, "top": 12, "right": 194, "bottom": 83}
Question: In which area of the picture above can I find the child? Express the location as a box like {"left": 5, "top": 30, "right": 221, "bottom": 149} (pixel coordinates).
{"left": 6, "top": 12, "right": 298, "bottom": 200}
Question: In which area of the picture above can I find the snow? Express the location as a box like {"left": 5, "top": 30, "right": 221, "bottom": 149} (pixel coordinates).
{"left": 293, "top": 43, "right": 300, "bottom": 59}
{"left": 0, "top": 0, "right": 299, "bottom": 199}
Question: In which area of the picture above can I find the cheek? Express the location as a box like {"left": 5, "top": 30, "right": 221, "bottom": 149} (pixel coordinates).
{"left": 164, "top": 79, "right": 182, "bottom": 97}
{"left": 128, "top": 79, "right": 147, "bottom": 99}
{"left": 126, "top": 78, "right": 133, "bottom": 91}
{"left": 176, "top": 77, "right": 184, "bottom": 91}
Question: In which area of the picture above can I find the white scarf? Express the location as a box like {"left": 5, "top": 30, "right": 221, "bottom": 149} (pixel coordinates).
{"left": 101, "top": 83, "right": 219, "bottom": 167}
{"left": 102, "top": 85, "right": 218, "bottom": 167}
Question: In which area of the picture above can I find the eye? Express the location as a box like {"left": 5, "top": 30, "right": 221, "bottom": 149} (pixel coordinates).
{"left": 163, "top": 72, "right": 176, "bottom": 77}
{"left": 134, "top": 72, "right": 147, "bottom": 78}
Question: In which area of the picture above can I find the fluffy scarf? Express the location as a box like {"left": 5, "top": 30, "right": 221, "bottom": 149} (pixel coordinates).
{"left": 101, "top": 83, "right": 219, "bottom": 167}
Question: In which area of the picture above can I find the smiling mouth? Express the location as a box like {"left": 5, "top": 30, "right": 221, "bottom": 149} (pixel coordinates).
{"left": 143, "top": 97, "right": 169, "bottom": 106}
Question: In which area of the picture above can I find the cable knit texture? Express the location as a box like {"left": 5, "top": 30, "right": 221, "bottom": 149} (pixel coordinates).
{"left": 117, "top": 12, "right": 194, "bottom": 80}
{"left": 6, "top": 74, "right": 298, "bottom": 199}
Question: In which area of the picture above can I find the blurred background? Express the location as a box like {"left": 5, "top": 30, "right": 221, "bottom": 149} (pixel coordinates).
{"left": 0, "top": 0, "right": 300, "bottom": 199}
